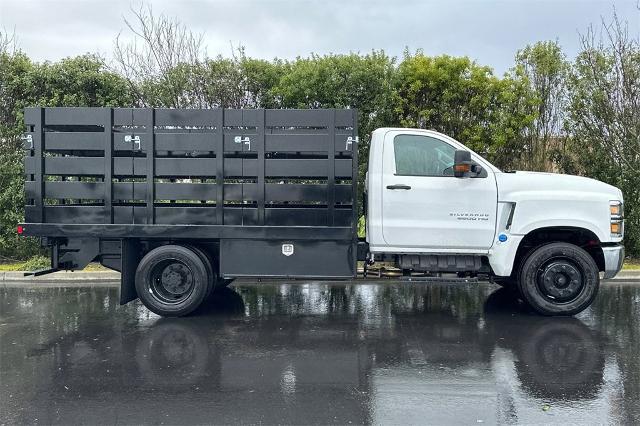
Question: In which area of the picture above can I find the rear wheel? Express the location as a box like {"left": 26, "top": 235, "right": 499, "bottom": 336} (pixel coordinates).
{"left": 517, "top": 242, "right": 599, "bottom": 316}
{"left": 135, "top": 245, "right": 209, "bottom": 317}
{"left": 185, "top": 245, "right": 216, "bottom": 298}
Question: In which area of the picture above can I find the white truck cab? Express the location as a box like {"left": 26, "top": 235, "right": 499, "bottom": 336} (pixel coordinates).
{"left": 366, "top": 128, "right": 624, "bottom": 315}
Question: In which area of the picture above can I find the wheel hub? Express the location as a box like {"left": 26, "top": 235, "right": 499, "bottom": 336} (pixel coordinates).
{"left": 539, "top": 261, "right": 583, "bottom": 302}
{"left": 150, "top": 260, "right": 195, "bottom": 303}
{"left": 160, "top": 264, "right": 192, "bottom": 295}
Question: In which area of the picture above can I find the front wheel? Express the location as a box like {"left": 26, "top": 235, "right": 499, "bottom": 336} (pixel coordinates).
{"left": 518, "top": 242, "right": 599, "bottom": 316}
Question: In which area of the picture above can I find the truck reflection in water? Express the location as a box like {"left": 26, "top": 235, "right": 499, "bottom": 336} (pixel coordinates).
{"left": 4, "top": 282, "right": 630, "bottom": 424}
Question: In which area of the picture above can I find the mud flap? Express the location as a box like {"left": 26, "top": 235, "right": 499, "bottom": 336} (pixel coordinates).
{"left": 120, "top": 239, "right": 141, "bottom": 305}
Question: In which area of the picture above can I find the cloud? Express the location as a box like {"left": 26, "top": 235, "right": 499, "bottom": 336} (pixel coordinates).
{"left": 2, "top": 0, "right": 638, "bottom": 73}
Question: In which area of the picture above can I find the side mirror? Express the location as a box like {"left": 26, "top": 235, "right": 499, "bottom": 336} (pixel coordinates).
{"left": 454, "top": 150, "right": 473, "bottom": 178}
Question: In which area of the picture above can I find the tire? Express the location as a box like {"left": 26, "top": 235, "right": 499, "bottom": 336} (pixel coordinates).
{"left": 517, "top": 242, "right": 599, "bottom": 316}
{"left": 135, "top": 245, "right": 209, "bottom": 317}
{"left": 185, "top": 245, "right": 216, "bottom": 299}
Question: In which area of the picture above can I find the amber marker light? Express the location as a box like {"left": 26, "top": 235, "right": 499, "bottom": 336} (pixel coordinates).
{"left": 611, "top": 222, "right": 622, "bottom": 235}
{"left": 610, "top": 204, "right": 621, "bottom": 217}
{"left": 454, "top": 164, "right": 470, "bottom": 173}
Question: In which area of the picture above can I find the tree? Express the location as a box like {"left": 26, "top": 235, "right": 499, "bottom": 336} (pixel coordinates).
{"left": 197, "top": 50, "right": 285, "bottom": 108}
{"left": 113, "top": 6, "right": 284, "bottom": 109}
{"left": 273, "top": 51, "right": 397, "bottom": 204}
{"left": 394, "top": 51, "right": 534, "bottom": 169}
{"left": 0, "top": 37, "right": 37, "bottom": 259}
{"left": 514, "top": 41, "right": 570, "bottom": 171}
{"left": 113, "top": 4, "right": 206, "bottom": 107}
{"left": 0, "top": 50, "right": 131, "bottom": 259}
{"left": 566, "top": 12, "right": 640, "bottom": 255}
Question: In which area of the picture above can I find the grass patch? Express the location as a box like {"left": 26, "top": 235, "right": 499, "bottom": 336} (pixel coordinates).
{"left": 623, "top": 258, "right": 640, "bottom": 270}
{"left": 0, "top": 256, "right": 109, "bottom": 272}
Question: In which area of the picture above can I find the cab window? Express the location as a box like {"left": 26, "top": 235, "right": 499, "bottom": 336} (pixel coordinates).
{"left": 393, "top": 134, "right": 456, "bottom": 176}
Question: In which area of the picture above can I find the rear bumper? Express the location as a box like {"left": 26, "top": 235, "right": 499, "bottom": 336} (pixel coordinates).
{"left": 602, "top": 244, "right": 625, "bottom": 279}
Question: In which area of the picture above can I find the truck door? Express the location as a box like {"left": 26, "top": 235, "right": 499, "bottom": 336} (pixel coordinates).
{"left": 381, "top": 130, "right": 497, "bottom": 251}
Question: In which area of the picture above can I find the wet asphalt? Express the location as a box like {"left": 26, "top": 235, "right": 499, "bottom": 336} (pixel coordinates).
{"left": 1, "top": 280, "right": 639, "bottom": 425}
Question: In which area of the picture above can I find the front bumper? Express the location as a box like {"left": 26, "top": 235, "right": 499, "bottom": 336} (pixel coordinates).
{"left": 602, "top": 244, "right": 625, "bottom": 279}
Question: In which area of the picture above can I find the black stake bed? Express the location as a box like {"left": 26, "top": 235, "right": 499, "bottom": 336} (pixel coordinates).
{"left": 21, "top": 107, "right": 359, "bottom": 280}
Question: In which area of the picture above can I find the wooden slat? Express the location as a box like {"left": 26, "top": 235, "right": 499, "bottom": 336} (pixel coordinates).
{"left": 155, "top": 158, "right": 218, "bottom": 177}
{"left": 24, "top": 181, "right": 36, "bottom": 200}
{"left": 223, "top": 109, "right": 245, "bottom": 127}
{"left": 224, "top": 183, "right": 257, "bottom": 200}
{"left": 112, "top": 183, "right": 257, "bottom": 201}
{"left": 264, "top": 133, "right": 353, "bottom": 153}
{"left": 155, "top": 108, "right": 218, "bottom": 127}
{"left": 155, "top": 183, "right": 217, "bottom": 200}
{"left": 113, "top": 108, "right": 150, "bottom": 126}
{"left": 264, "top": 208, "right": 351, "bottom": 226}
{"left": 223, "top": 207, "right": 258, "bottom": 225}
{"left": 44, "top": 157, "right": 104, "bottom": 175}
{"left": 155, "top": 133, "right": 216, "bottom": 152}
{"left": 27, "top": 155, "right": 353, "bottom": 181}
{"left": 39, "top": 206, "right": 106, "bottom": 224}
{"left": 44, "top": 132, "right": 104, "bottom": 151}
{"left": 265, "top": 109, "right": 355, "bottom": 127}
{"left": 45, "top": 181, "right": 104, "bottom": 199}
{"left": 265, "top": 159, "right": 352, "bottom": 178}
{"left": 155, "top": 206, "right": 218, "bottom": 225}
{"left": 113, "top": 206, "right": 146, "bottom": 223}
{"left": 24, "top": 108, "right": 39, "bottom": 125}
{"left": 44, "top": 108, "right": 104, "bottom": 125}
{"left": 264, "top": 183, "right": 352, "bottom": 203}
{"left": 113, "top": 182, "right": 145, "bottom": 200}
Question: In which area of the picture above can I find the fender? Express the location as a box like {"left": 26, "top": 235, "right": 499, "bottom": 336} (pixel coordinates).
{"left": 488, "top": 224, "right": 602, "bottom": 277}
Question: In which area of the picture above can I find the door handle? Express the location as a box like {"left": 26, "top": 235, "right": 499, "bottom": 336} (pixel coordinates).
{"left": 386, "top": 184, "right": 411, "bottom": 190}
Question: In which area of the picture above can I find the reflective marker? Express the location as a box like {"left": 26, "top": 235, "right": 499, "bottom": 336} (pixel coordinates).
{"left": 498, "top": 233, "right": 507, "bottom": 242}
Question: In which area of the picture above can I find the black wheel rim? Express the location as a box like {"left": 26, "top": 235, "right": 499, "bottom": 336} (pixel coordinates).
{"left": 149, "top": 259, "right": 195, "bottom": 304}
{"left": 536, "top": 257, "right": 584, "bottom": 303}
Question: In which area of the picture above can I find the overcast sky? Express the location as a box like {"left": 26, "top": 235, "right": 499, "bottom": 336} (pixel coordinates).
{"left": 1, "top": 0, "right": 639, "bottom": 74}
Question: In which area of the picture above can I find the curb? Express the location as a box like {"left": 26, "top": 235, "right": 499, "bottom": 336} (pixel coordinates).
{"left": 0, "top": 270, "right": 121, "bottom": 283}
{"left": 606, "top": 270, "right": 640, "bottom": 280}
